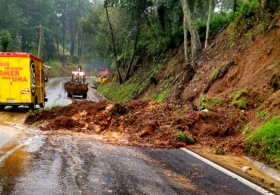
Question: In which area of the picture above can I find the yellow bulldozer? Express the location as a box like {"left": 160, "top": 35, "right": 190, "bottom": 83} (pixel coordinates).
{"left": 64, "top": 66, "right": 88, "bottom": 98}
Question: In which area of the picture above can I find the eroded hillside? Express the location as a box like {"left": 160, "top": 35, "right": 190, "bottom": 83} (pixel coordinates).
{"left": 25, "top": 12, "right": 280, "bottom": 157}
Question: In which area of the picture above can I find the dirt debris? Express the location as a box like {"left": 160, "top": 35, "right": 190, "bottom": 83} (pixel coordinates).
{"left": 25, "top": 99, "right": 247, "bottom": 154}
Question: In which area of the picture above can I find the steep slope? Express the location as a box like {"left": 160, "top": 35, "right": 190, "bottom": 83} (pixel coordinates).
{"left": 23, "top": 9, "right": 280, "bottom": 194}
{"left": 26, "top": 11, "right": 280, "bottom": 154}
{"left": 25, "top": 12, "right": 280, "bottom": 157}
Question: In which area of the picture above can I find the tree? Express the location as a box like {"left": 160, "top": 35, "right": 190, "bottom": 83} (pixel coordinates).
{"left": 205, "top": 0, "right": 214, "bottom": 49}
{"left": 0, "top": 30, "right": 12, "bottom": 51}
{"left": 180, "top": 0, "right": 202, "bottom": 64}
{"left": 104, "top": 0, "right": 123, "bottom": 84}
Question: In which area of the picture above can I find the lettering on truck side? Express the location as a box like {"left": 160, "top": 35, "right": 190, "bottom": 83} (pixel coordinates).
{"left": 0, "top": 64, "right": 28, "bottom": 82}
{"left": 0, "top": 62, "right": 9, "bottom": 66}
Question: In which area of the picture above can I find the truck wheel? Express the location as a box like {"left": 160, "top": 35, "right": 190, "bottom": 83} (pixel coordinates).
{"left": 0, "top": 105, "right": 5, "bottom": 111}
{"left": 29, "top": 102, "right": 36, "bottom": 111}
{"left": 67, "top": 93, "right": 72, "bottom": 98}
{"left": 39, "top": 102, "right": 45, "bottom": 108}
{"left": 83, "top": 94, "right": 87, "bottom": 99}
{"left": 12, "top": 105, "right": 18, "bottom": 110}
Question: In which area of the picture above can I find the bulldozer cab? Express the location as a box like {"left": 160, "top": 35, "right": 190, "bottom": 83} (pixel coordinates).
{"left": 71, "top": 66, "right": 86, "bottom": 83}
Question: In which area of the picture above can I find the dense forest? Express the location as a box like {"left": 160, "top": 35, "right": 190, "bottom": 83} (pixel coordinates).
{"left": 0, "top": 0, "right": 279, "bottom": 75}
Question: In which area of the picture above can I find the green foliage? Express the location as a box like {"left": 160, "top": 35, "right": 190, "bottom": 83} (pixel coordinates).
{"left": 242, "top": 123, "right": 251, "bottom": 135}
{"left": 175, "top": 131, "right": 196, "bottom": 144}
{"left": 0, "top": 29, "right": 12, "bottom": 51}
{"left": 231, "top": 97, "right": 248, "bottom": 109}
{"left": 199, "top": 95, "right": 224, "bottom": 109}
{"left": 98, "top": 82, "right": 137, "bottom": 103}
{"left": 147, "top": 90, "right": 170, "bottom": 103}
{"left": 27, "top": 109, "right": 35, "bottom": 117}
{"left": 230, "top": 88, "right": 247, "bottom": 100}
{"left": 211, "top": 97, "right": 224, "bottom": 106}
{"left": 229, "top": 1, "right": 259, "bottom": 33}
{"left": 213, "top": 147, "right": 225, "bottom": 155}
{"left": 230, "top": 89, "right": 249, "bottom": 109}
{"left": 144, "top": 33, "right": 171, "bottom": 57}
{"left": 235, "top": 1, "right": 258, "bottom": 17}
{"left": 211, "top": 69, "right": 221, "bottom": 80}
{"left": 246, "top": 116, "right": 280, "bottom": 168}
{"left": 255, "top": 109, "right": 268, "bottom": 120}
{"left": 44, "top": 60, "right": 63, "bottom": 77}
{"left": 210, "top": 12, "right": 233, "bottom": 32}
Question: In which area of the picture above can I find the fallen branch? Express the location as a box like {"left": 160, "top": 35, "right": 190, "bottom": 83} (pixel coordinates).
{"left": 172, "top": 71, "right": 185, "bottom": 85}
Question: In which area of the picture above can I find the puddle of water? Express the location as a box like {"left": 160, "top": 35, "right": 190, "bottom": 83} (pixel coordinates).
{"left": 0, "top": 111, "right": 26, "bottom": 126}
{"left": 189, "top": 146, "right": 280, "bottom": 194}
{"left": 0, "top": 141, "right": 30, "bottom": 194}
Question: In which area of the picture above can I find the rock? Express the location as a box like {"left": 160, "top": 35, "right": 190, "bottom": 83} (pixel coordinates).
{"left": 242, "top": 166, "right": 251, "bottom": 173}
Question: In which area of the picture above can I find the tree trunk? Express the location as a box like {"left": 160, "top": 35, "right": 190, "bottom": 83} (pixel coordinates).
{"left": 125, "top": 19, "right": 140, "bottom": 81}
{"left": 205, "top": 0, "right": 213, "bottom": 49}
{"left": 233, "top": 0, "right": 237, "bottom": 12}
{"left": 180, "top": 0, "right": 202, "bottom": 64}
{"left": 62, "top": 5, "right": 66, "bottom": 56}
{"left": 105, "top": 2, "right": 123, "bottom": 84}
{"left": 70, "top": 19, "right": 77, "bottom": 57}
{"left": 181, "top": 2, "right": 189, "bottom": 63}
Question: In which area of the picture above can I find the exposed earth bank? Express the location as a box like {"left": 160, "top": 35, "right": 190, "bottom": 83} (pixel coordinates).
{"left": 25, "top": 12, "right": 280, "bottom": 158}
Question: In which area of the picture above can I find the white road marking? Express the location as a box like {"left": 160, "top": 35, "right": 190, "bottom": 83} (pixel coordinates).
{"left": 181, "top": 148, "right": 274, "bottom": 195}
{"left": 0, "top": 138, "right": 32, "bottom": 163}
{"left": 88, "top": 89, "right": 100, "bottom": 102}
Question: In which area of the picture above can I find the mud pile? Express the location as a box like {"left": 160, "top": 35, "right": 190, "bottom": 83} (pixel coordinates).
{"left": 25, "top": 99, "right": 247, "bottom": 154}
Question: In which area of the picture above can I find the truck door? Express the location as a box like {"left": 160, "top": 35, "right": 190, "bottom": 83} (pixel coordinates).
{"left": 0, "top": 58, "right": 28, "bottom": 103}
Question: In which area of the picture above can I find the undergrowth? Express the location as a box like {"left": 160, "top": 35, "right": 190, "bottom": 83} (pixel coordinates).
{"left": 230, "top": 88, "right": 248, "bottom": 109}
{"left": 98, "top": 82, "right": 136, "bottom": 103}
{"left": 246, "top": 116, "right": 280, "bottom": 169}
{"left": 199, "top": 95, "right": 223, "bottom": 109}
{"left": 175, "top": 131, "right": 196, "bottom": 145}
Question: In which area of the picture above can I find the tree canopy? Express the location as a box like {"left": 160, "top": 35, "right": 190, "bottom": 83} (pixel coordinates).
{"left": 0, "top": 0, "right": 278, "bottom": 69}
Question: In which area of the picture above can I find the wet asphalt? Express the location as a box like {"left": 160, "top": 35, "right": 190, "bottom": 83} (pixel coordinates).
{"left": 0, "top": 131, "right": 265, "bottom": 195}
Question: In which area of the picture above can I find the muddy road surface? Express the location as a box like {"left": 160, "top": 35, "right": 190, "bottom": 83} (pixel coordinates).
{"left": 0, "top": 77, "right": 274, "bottom": 195}
{"left": 0, "top": 130, "right": 268, "bottom": 195}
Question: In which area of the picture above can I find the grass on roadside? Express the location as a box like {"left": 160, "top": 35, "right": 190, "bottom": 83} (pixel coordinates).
{"left": 98, "top": 82, "right": 137, "bottom": 103}
{"left": 245, "top": 116, "right": 280, "bottom": 169}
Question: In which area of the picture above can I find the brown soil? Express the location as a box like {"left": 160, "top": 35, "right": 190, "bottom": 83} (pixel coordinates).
{"left": 25, "top": 12, "right": 280, "bottom": 157}
{"left": 25, "top": 99, "right": 247, "bottom": 155}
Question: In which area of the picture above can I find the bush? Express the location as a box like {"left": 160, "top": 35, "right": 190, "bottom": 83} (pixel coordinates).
{"left": 231, "top": 97, "right": 248, "bottom": 109}
{"left": 199, "top": 95, "right": 224, "bottom": 109}
{"left": 212, "top": 69, "right": 221, "bottom": 80}
{"left": 175, "top": 131, "right": 196, "bottom": 145}
{"left": 230, "top": 89, "right": 249, "bottom": 109}
{"left": 211, "top": 97, "right": 224, "bottom": 106}
{"left": 246, "top": 116, "right": 280, "bottom": 168}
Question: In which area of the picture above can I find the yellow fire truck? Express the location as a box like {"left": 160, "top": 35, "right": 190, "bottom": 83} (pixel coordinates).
{"left": 0, "top": 52, "right": 47, "bottom": 110}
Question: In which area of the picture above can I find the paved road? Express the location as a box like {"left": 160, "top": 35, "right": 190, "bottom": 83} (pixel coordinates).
{"left": 0, "top": 77, "right": 274, "bottom": 195}
{"left": 0, "top": 131, "right": 269, "bottom": 195}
